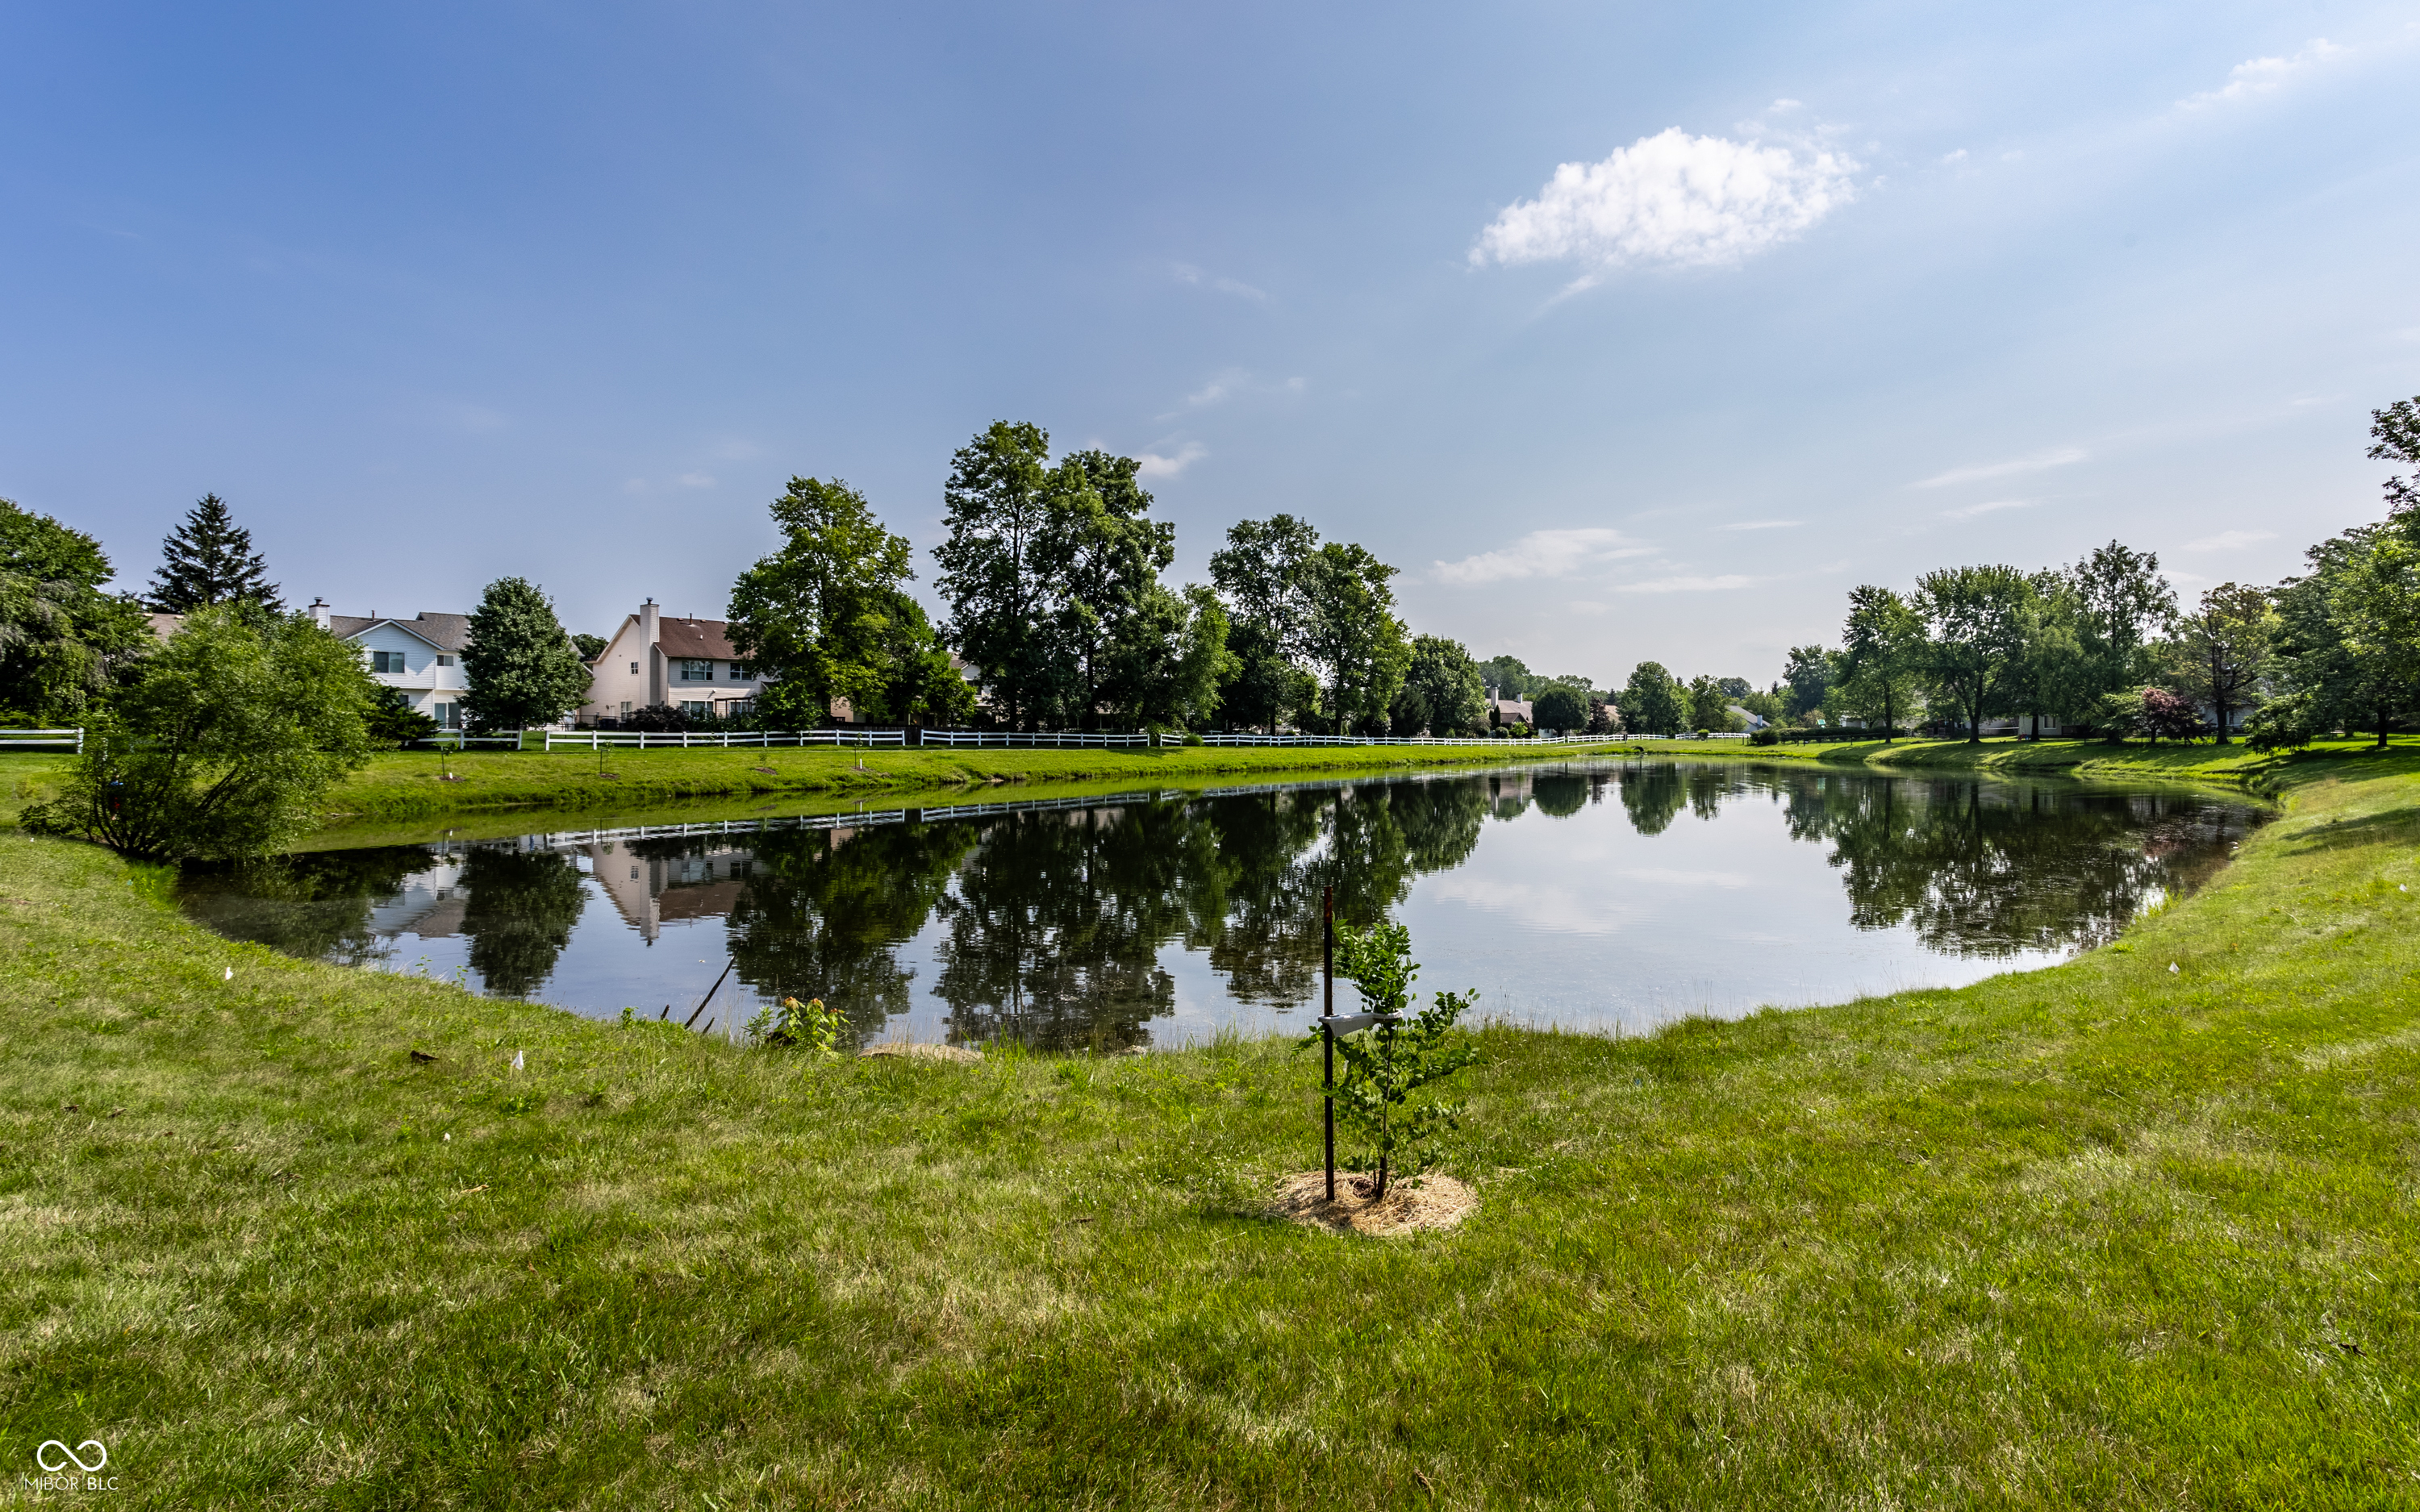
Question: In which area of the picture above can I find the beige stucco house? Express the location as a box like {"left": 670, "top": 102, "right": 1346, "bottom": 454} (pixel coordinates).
{"left": 580, "top": 599, "right": 771, "bottom": 726}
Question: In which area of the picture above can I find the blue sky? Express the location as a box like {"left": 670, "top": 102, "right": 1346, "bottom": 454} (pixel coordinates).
{"left": 4, "top": 2, "right": 2417, "bottom": 685}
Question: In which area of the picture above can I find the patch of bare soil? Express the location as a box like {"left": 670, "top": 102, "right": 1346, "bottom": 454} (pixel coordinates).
{"left": 860, "top": 1042, "right": 984, "bottom": 1064}
{"left": 1272, "top": 1171, "right": 1475, "bottom": 1236}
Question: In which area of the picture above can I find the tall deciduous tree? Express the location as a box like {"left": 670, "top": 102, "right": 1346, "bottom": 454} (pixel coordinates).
{"left": 1210, "top": 514, "right": 1321, "bottom": 733}
{"left": 23, "top": 604, "right": 373, "bottom": 859}
{"left": 1297, "top": 542, "right": 1410, "bottom": 735}
{"left": 1532, "top": 685, "right": 1588, "bottom": 732}
{"left": 2064, "top": 539, "right": 2176, "bottom": 721}
{"left": 1780, "top": 645, "right": 1834, "bottom": 719}
{"left": 1684, "top": 674, "right": 1734, "bottom": 732}
{"left": 1913, "top": 564, "right": 2033, "bottom": 742}
{"left": 933, "top": 422, "right": 1062, "bottom": 728}
{"left": 1037, "top": 450, "right": 1175, "bottom": 729}
{"left": 2371, "top": 394, "right": 2420, "bottom": 522}
{"left": 1838, "top": 584, "right": 1925, "bottom": 741}
{"left": 1391, "top": 635, "right": 1486, "bottom": 735}
{"left": 728, "top": 477, "right": 926, "bottom": 726}
{"left": 1104, "top": 583, "right": 1234, "bottom": 730}
{"left": 2161, "top": 582, "right": 2275, "bottom": 744}
{"left": 461, "top": 577, "right": 590, "bottom": 731}
{"left": 149, "top": 494, "right": 282, "bottom": 612}
{"left": 1, "top": 498, "right": 152, "bottom": 721}
{"left": 1620, "top": 661, "right": 1684, "bottom": 735}
{"left": 2251, "top": 527, "right": 2420, "bottom": 749}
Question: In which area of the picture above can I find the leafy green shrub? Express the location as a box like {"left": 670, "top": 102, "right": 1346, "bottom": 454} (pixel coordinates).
{"left": 1750, "top": 726, "right": 1781, "bottom": 746}
{"left": 1183, "top": 732, "right": 1204, "bottom": 746}
{"left": 23, "top": 605, "right": 374, "bottom": 860}
{"left": 745, "top": 995, "right": 844, "bottom": 1057}
{"left": 1302, "top": 922, "right": 1479, "bottom": 1198}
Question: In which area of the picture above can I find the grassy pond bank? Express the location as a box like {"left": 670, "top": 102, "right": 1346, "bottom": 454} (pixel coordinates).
{"left": 2, "top": 744, "right": 2415, "bottom": 1505}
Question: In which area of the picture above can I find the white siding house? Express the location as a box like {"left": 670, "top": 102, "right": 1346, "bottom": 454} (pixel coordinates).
{"left": 579, "top": 599, "right": 772, "bottom": 725}
{"left": 311, "top": 602, "right": 473, "bottom": 728}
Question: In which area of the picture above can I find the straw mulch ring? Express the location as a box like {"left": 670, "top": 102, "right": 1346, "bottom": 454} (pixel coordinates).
{"left": 1272, "top": 1171, "right": 1476, "bottom": 1236}
{"left": 860, "top": 1043, "right": 984, "bottom": 1064}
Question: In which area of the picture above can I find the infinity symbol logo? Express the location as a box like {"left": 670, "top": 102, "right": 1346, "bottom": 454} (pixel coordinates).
{"left": 36, "top": 1439, "right": 107, "bottom": 1473}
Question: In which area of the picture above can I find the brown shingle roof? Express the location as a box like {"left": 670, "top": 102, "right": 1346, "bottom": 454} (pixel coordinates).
{"left": 654, "top": 617, "right": 741, "bottom": 661}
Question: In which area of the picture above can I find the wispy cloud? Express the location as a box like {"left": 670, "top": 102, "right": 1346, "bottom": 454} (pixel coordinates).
{"left": 1431, "top": 527, "right": 1656, "bottom": 585}
{"left": 1613, "top": 573, "right": 1756, "bottom": 594}
{"left": 2176, "top": 39, "right": 2348, "bottom": 110}
{"left": 1719, "top": 519, "right": 1800, "bottom": 532}
{"left": 1179, "top": 369, "right": 1305, "bottom": 411}
{"left": 1135, "top": 443, "right": 1207, "bottom": 480}
{"left": 1172, "top": 263, "right": 1267, "bottom": 302}
{"left": 2182, "top": 528, "right": 2276, "bottom": 552}
{"left": 676, "top": 473, "right": 716, "bottom": 489}
{"left": 1941, "top": 498, "right": 2034, "bottom": 520}
{"left": 1471, "top": 126, "right": 1857, "bottom": 274}
{"left": 1914, "top": 448, "right": 2085, "bottom": 489}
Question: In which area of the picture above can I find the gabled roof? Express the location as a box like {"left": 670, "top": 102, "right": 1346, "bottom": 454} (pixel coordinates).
{"left": 332, "top": 612, "right": 471, "bottom": 652}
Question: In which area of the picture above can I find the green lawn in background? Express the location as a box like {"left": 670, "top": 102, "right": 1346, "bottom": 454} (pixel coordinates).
{"left": 2, "top": 752, "right": 2415, "bottom": 1506}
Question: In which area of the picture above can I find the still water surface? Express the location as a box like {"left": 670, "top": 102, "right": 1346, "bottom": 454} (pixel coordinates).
{"left": 179, "top": 760, "right": 2262, "bottom": 1048}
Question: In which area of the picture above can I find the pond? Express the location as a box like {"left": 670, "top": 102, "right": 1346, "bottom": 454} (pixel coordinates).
{"left": 177, "top": 760, "right": 2264, "bottom": 1050}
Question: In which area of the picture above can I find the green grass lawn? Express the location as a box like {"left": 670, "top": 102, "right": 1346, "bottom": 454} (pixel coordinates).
{"left": 3, "top": 755, "right": 2417, "bottom": 1506}
{"left": 309, "top": 739, "right": 1647, "bottom": 822}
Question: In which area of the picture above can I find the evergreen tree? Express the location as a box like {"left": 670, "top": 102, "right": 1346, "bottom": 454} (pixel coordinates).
{"left": 461, "top": 577, "right": 591, "bottom": 731}
{"left": 150, "top": 494, "right": 282, "bottom": 612}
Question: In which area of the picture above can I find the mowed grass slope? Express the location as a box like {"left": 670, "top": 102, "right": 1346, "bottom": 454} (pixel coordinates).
{"left": 2, "top": 761, "right": 2416, "bottom": 1507}
{"left": 308, "top": 740, "right": 1642, "bottom": 822}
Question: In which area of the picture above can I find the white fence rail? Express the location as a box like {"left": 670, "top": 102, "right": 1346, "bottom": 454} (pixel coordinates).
{"left": 0, "top": 727, "right": 84, "bottom": 752}
{"left": 542, "top": 727, "right": 906, "bottom": 752}
{"left": 403, "top": 727, "right": 1754, "bottom": 756}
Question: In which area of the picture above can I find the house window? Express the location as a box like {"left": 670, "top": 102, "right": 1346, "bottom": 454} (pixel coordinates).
{"left": 629, "top": 661, "right": 639, "bottom": 675}
{"left": 725, "top": 699, "right": 754, "bottom": 717}
{"left": 679, "top": 659, "right": 712, "bottom": 681}
{"left": 369, "top": 650, "right": 407, "bottom": 674}
{"left": 679, "top": 700, "right": 710, "bottom": 718}
{"left": 431, "top": 702, "right": 459, "bottom": 728}
{"left": 732, "top": 663, "right": 753, "bottom": 681}
{"left": 436, "top": 654, "right": 456, "bottom": 668}
{"left": 620, "top": 702, "right": 632, "bottom": 716}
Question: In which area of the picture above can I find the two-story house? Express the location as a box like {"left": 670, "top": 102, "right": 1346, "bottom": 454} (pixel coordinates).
{"left": 307, "top": 602, "right": 473, "bottom": 728}
{"left": 579, "top": 599, "right": 771, "bottom": 726}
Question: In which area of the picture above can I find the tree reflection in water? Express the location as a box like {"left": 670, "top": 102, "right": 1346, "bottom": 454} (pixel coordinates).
{"left": 180, "top": 761, "right": 2258, "bottom": 1046}
{"left": 457, "top": 848, "right": 588, "bottom": 996}
{"left": 177, "top": 847, "right": 433, "bottom": 966}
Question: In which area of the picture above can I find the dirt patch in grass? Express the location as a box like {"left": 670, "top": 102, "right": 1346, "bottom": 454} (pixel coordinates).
{"left": 1271, "top": 1171, "right": 1475, "bottom": 1235}
{"left": 861, "top": 1042, "right": 984, "bottom": 1064}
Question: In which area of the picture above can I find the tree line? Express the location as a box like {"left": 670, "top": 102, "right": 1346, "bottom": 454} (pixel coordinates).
{"left": 722, "top": 419, "right": 1614, "bottom": 738}
{"left": 1752, "top": 398, "right": 2419, "bottom": 749}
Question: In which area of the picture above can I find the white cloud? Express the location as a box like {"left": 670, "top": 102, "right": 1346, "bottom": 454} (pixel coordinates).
{"left": 1719, "top": 519, "right": 1800, "bottom": 531}
{"left": 2182, "top": 529, "right": 2276, "bottom": 552}
{"left": 676, "top": 473, "right": 716, "bottom": 489}
{"left": 1134, "top": 443, "right": 1207, "bottom": 480}
{"left": 1614, "top": 573, "right": 1756, "bottom": 594}
{"left": 1431, "top": 527, "right": 1656, "bottom": 585}
{"left": 1913, "top": 448, "right": 2085, "bottom": 488}
{"left": 1941, "top": 148, "right": 1968, "bottom": 164}
{"left": 1172, "top": 263, "right": 1267, "bottom": 302}
{"left": 1941, "top": 499, "right": 2034, "bottom": 520}
{"left": 2176, "top": 40, "right": 2348, "bottom": 110}
{"left": 1471, "top": 127, "right": 1858, "bottom": 273}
